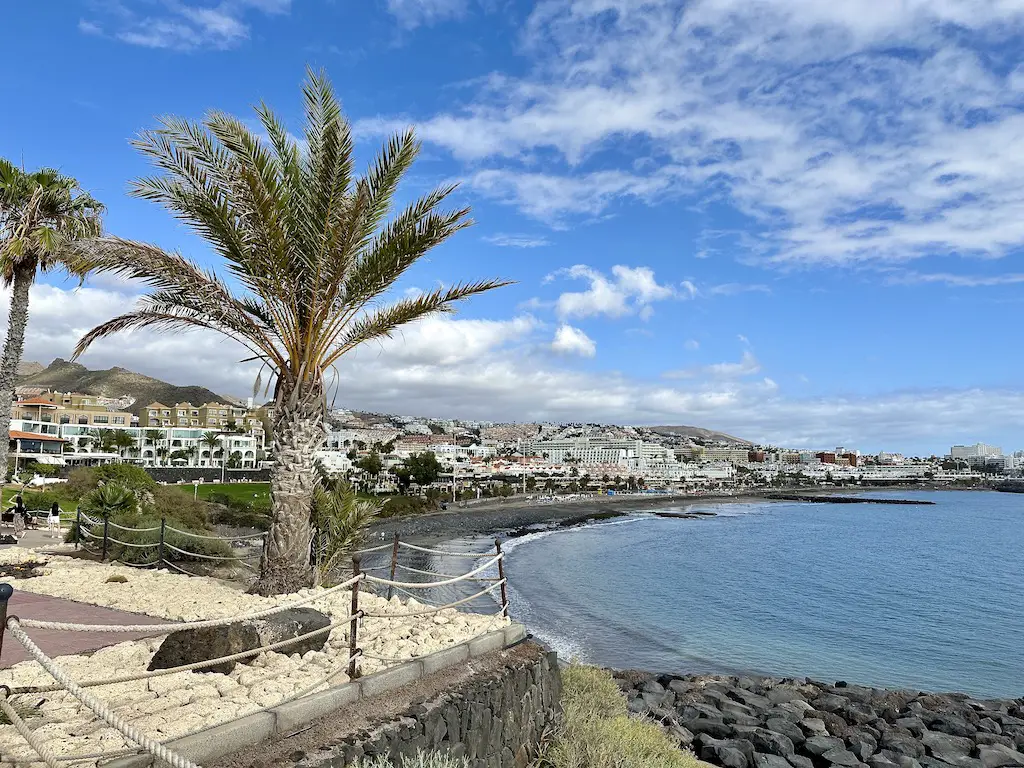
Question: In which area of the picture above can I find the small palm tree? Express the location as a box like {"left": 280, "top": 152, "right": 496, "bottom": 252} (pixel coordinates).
{"left": 143, "top": 429, "right": 162, "bottom": 445}
{"left": 311, "top": 478, "right": 382, "bottom": 587}
{"left": 73, "top": 70, "right": 508, "bottom": 594}
{"left": 111, "top": 429, "right": 136, "bottom": 458}
{"left": 0, "top": 160, "right": 103, "bottom": 472}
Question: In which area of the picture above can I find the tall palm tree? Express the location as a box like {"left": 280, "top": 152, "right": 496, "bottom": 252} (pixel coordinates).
{"left": 200, "top": 431, "right": 221, "bottom": 466}
{"left": 71, "top": 70, "right": 505, "bottom": 594}
{"left": 0, "top": 160, "right": 103, "bottom": 473}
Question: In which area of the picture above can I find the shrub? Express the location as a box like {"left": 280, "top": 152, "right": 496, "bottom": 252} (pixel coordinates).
{"left": 360, "top": 752, "right": 468, "bottom": 768}
{"left": 105, "top": 574, "right": 128, "bottom": 583}
{"left": 151, "top": 486, "right": 211, "bottom": 530}
{"left": 65, "top": 465, "right": 156, "bottom": 499}
{"left": 542, "top": 665, "right": 707, "bottom": 768}
{"left": 378, "top": 495, "right": 436, "bottom": 518}
{"left": 24, "top": 462, "right": 59, "bottom": 477}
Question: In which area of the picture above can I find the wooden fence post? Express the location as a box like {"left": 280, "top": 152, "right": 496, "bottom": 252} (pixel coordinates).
{"left": 386, "top": 532, "right": 400, "bottom": 600}
{"left": 158, "top": 517, "right": 166, "bottom": 568}
{"left": 495, "top": 539, "right": 509, "bottom": 617}
{"left": 74, "top": 507, "right": 81, "bottom": 550}
{"left": 0, "top": 583, "right": 12, "bottom": 663}
{"left": 348, "top": 555, "right": 362, "bottom": 679}
{"left": 101, "top": 514, "right": 110, "bottom": 562}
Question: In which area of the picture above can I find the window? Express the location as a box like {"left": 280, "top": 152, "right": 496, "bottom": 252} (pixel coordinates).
{"left": 40, "top": 414, "right": 51, "bottom": 423}
{"left": 190, "top": 419, "right": 198, "bottom": 425}
{"left": 93, "top": 415, "right": 108, "bottom": 424}
{"left": 114, "top": 416, "right": 125, "bottom": 425}
{"left": 78, "top": 416, "right": 89, "bottom": 425}
{"left": 219, "top": 409, "right": 227, "bottom": 415}
{"left": 59, "top": 415, "right": 70, "bottom": 425}
{"left": 161, "top": 410, "right": 170, "bottom": 416}
{"left": 191, "top": 410, "right": 199, "bottom": 416}
{"left": 177, "top": 410, "right": 186, "bottom": 417}
{"left": 148, "top": 410, "right": 157, "bottom": 418}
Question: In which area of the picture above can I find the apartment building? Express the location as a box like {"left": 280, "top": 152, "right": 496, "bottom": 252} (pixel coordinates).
{"left": 9, "top": 395, "right": 265, "bottom": 470}
{"left": 525, "top": 436, "right": 675, "bottom": 468}
{"left": 140, "top": 400, "right": 267, "bottom": 434}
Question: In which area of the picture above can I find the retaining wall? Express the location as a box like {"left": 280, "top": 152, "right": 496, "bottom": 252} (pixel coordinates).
{"left": 305, "top": 641, "right": 562, "bottom": 768}
{"left": 108, "top": 625, "right": 560, "bottom": 768}
{"left": 145, "top": 467, "right": 272, "bottom": 484}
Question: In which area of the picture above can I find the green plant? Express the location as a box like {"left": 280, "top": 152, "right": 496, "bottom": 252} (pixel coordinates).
{"left": 377, "top": 495, "right": 435, "bottom": 518}
{"left": 0, "top": 159, "right": 104, "bottom": 474}
{"left": 24, "top": 462, "right": 59, "bottom": 477}
{"left": 66, "top": 465, "right": 156, "bottom": 499}
{"left": 542, "top": 665, "right": 707, "bottom": 768}
{"left": 105, "top": 574, "right": 128, "bottom": 583}
{"left": 81, "top": 482, "right": 139, "bottom": 519}
{"left": 72, "top": 69, "right": 509, "bottom": 595}
{"left": 312, "top": 479, "right": 382, "bottom": 586}
{"left": 360, "top": 752, "right": 468, "bottom": 768}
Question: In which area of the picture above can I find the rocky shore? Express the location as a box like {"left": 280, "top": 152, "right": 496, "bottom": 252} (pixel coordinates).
{"left": 615, "top": 672, "right": 1024, "bottom": 768}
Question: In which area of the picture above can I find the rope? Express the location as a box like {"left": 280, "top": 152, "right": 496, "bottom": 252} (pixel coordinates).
{"left": 10, "top": 617, "right": 352, "bottom": 694}
{"left": 163, "top": 543, "right": 238, "bottom": 562}
{"left": 162, "top": 560, "right": 203, "bottom": 578}
{"left": 165, "top": 526, "right": 266, "bottom": 541}
{"left": 393, "top": 563, "right": 500, "bottom": 581}
{"left": 107, "top": 521, "right": 161, "bottom": 533}
{"left": 352, "top": 542, "right": 394, "bottom": 555}
{"left": 18, "top": 573, "right": 364, "bottom": 633}
{"left": 6, "top": 621, "right": 199, "bottom": 768}
{"left": 397, "top": 541, "right": 495, "bottom": 558}
{"left": 106, "top": 537, "right": 158, "bottom": 549}
{"left": 363, "top": 580, "right": 505, "bottom": 618}
{"left": 364, "top": 553, "right": 502, "bottom": 589}
{"left": 0, "top": 691, "right": 60, "bottom": 768}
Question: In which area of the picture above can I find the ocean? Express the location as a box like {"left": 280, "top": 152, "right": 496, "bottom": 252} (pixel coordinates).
{"left": 499, "top": 490, "right": 1024, "bottom": 698}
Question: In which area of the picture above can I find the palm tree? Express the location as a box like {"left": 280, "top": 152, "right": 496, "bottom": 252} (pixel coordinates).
{"left": 111, "top": 429, "right": 137, "bottom": 459}
{"left": 0, "top": 160, "right": 103, "bottom": 472}
{"left": 200, "top": 431, "right": 221, "bottom": 466}
{"left": 72, "top": 70, "right": 508, "bottom": 595}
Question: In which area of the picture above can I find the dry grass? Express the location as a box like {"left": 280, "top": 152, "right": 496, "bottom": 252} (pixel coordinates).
{"left": 360, "top": 752, "right": 468, "bottom": 768}
{"left": 542, "top": 665, "right": 710, "bottom": 768}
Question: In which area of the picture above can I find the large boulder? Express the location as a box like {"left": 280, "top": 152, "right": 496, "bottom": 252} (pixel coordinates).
{"left": 148, "top": 607, "right": 332, "bottom": 674}
{"left": 804, "top": 736, "right": 846, "bottom": 757}
{"left": 768, "top": 717, "right": 808, "bottom": 747}
{"left": 977, "top": 744, "right": 1024, "bottom": 768}
{"left": 920, "top": 730, "right": 974, "bottom": 763}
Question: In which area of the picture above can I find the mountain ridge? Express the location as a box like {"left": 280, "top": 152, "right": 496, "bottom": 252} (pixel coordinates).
{"left": 17, "top": 359, "right": 234, "bottom": 416}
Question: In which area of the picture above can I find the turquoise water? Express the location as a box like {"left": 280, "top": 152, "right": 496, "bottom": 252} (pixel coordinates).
{"left": 501, "top": 490, "right": 1024, "bottom": 698}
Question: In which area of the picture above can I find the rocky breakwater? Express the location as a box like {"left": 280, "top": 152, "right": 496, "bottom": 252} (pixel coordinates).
{"left": 615, "top": 673, "right": 1024, "bottom": 768}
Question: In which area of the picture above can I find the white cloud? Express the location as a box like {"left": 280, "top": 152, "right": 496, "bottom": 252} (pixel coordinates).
{"left": 482, "top": 233, "right": 551, "bottom": 248}
{"left": 361, "top": 0, "right": 1024, "bottom": 271}
{"left": 546, "top": 264, "right": 684, "bottom": 320}
{"left": 684, "top": 339, "right": 700, "bottom": 351}
{"left": 385, "top": 0, "right": 468, "bottom": 28}
{"left": 885, "top": 271, "right": 1024, "bottom": 287}
{"left": 666, "top": 350, "right": 762, "bottom": 379}
{"left": 84, "top": 0, "right": 291, "bottom": 50}
{"left": 6, "top": 282, "right": 1024, "bottom": 452}
{"left": 551, "top": 324, "right": 596, "bottom": 357}
{"left": 710, "top": 283, "right": 772, "bottom": 296}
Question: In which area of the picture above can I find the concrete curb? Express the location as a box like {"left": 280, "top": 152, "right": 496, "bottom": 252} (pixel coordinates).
{"left": 106, "top": 623, "right": 527, "bottom": 768}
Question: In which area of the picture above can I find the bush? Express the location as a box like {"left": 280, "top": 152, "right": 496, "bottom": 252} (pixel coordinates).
{"left": 24, "top": 462, "right": 59, "bottom": 477}
{"left": 360, "top": 752, "right": 468, "bottom": 768}
{"left": 542, "top": 665, "right": 707, "bottom": 768}
{"left": 77, "top": 511, "right": 235, "bottom": 566}
{"left": 65, "top": 465, "right": 156, "bottom": 499}
{"left": 378, "top": 495, "right": 436, "bottom": 518}
{"left": 205, "top": 492, "right": 271, "bottom": 530}
{"left": 151, "top": 486, "right": 212, "bottom": 530}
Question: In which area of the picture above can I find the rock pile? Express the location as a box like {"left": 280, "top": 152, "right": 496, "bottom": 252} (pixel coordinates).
{"left": 615, "top": 673, "right": 1024, "bottom": 768}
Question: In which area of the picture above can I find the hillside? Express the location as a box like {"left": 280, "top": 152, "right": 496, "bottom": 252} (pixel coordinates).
{"left": 648, "top": 425, "right": 752, "bottom": 445}
{"left": 17, "top": 359, "right": 233, "bottom": 415}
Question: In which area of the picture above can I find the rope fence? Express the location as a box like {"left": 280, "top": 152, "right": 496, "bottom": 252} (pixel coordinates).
{"left": 72, "top": 506, "right": 268, "bottom": 572}
{"left": 0, "top": 534, "right": 512, "bottom": 767}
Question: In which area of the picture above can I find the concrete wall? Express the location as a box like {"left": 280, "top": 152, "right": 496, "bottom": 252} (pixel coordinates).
{"left": 302, "top": 641, "right": 562, "bottom": 768}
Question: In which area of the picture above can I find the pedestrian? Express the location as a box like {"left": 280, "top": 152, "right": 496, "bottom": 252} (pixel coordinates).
{"left": 47, "top": 502, "right": 62, "bottom": 539}
{"left": 8, "top": 494, "right": 27, "bottom": 540}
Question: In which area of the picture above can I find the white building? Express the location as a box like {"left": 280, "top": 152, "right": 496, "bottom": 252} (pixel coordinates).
{"left": 950, "top": 443, "right": 1002, "bottom": 459}
{"left": 525, "top": 437, "right": 674, "bottom": 468}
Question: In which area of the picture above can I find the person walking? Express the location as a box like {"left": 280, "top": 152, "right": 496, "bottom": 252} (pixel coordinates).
{"left": 47, "top": 502, "right": 62, "bottom": 539}
{"left": 9, "top": 494, "right": 27, "bottom": 540}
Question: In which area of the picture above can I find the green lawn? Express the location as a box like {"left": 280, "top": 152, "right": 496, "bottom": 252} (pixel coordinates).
{"left": 192, "top": 482, "right": 270, "bottom": 502}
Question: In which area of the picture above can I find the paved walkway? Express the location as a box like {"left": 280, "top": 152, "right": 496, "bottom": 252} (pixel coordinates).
{"left": 1, "top": 591, "right": 173, "bottom": 668}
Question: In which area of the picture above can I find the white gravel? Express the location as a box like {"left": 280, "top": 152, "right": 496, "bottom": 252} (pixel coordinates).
{"left": 0, "top": 547, "right": 508, "bottom": 766}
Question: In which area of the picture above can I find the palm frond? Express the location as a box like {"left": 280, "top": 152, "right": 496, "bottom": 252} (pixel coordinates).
{"left": 325, "top": 279, "right": 513, "bottom": 366}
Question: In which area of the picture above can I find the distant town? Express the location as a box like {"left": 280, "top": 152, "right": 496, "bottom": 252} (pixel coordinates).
{"left": 7, "top": 386, "right": 1021, "bottom": 495}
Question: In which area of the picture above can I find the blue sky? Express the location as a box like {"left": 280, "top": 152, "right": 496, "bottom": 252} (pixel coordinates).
{"left": 3, "top": 0, "right": 1024, "bottom": 454}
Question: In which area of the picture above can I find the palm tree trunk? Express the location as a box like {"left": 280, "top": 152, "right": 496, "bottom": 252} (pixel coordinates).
{"left": 252, "top": 378, "right": 326, "bottom": 596}
{"left": 0, "top": 265, "right": 35, "bottom": 478}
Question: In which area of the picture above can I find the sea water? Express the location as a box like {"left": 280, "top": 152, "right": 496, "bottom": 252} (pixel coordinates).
{"left": 501, "top": 490, "right": 1024, "bottom": 698}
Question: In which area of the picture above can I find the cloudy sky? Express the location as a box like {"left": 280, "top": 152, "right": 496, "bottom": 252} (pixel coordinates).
{"left": 3, "top": 0, "right": 1024, "bottom": 454}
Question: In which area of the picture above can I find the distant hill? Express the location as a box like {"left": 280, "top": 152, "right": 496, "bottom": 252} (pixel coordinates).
{"left": 16, "top": 360, "right": 44, "bottom": 376}
{"left": 17, "top": 359, "right": 233, "bottom": 415}
{"left": 648, "top": 424, "right": 752, "bottom": 445}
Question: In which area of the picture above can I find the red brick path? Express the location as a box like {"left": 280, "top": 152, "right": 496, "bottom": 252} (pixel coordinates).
{"left": 1, "top": 591, "right": 174, "bottom": 667}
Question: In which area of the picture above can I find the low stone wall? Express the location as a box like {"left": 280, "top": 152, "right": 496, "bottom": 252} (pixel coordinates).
{"left": 146, "top": 467, "right": 272, "bottom": 484}
{"left": 313, "top": 642, "right": 561, "bottom": 768}
{"left": 617, "top": 672, "right": 1024, "bottom": 768}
